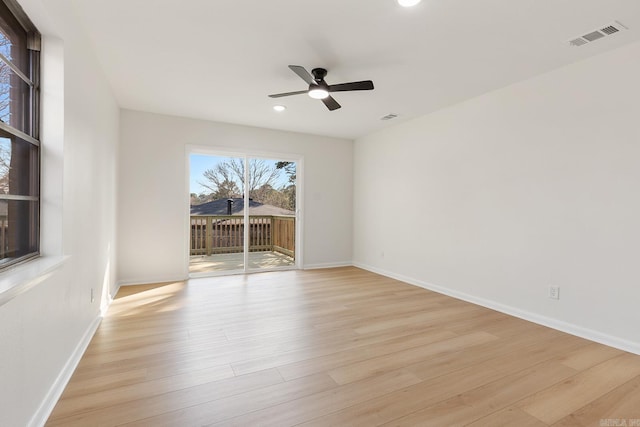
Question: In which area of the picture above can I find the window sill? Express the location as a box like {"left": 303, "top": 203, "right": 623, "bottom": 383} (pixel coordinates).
{"left": 0, "top": 255, "right": 68, "bottom": 307}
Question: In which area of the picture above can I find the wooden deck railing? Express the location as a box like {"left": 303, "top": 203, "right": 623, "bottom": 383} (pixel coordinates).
{"left": 190, "top": 215, "right": 295, "bottom": 258}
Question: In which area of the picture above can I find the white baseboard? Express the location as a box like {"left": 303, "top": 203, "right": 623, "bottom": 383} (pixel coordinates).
{"left": 353, "top": 262, "right": 640, "bottom": 356}
{"left": 303, "top": 261, "right": 353, "bottom": 270}
{"left": 119, "top": 264, "right": 355, "bottom": 284}
{"left": 117, "top": 275, "right": 188, "bottom": 287}
{"left": 28, "top": 315, "right": 102, "bottom": 427}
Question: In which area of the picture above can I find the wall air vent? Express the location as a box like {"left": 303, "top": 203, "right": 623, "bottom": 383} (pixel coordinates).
{"left": 568, "top": 21, "right": 627, "bottom": 47}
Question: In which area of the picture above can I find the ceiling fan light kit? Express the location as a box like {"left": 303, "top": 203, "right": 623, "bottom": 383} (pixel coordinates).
{"left": 308, "top": 87, "right": 329, "bottom": 99}
{"left": 269, "top": 65, "right": 374, "bottom": 111}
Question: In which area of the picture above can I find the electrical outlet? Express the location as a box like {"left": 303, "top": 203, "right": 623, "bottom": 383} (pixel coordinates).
{"left": 91, "top": 288, "right": 94, "bottom": 303}
{"left": 549, "top": 286, "right": 560, "bottom": 300}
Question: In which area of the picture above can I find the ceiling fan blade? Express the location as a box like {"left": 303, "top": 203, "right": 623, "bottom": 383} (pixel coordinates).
{"left": 322, "top": 96, "right": 341, "bottom": 111}
{"left": 328, "top": 80, "right": 374, "bottom": 92}
{"left": 268, "top": 90, "right": 308, "bottom": 98}
{"left": 289, "top": 65, "right": 315, "bottom": 85}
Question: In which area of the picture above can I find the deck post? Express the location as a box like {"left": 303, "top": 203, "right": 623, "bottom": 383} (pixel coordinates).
{"left": 206, "top": 216, "right": 213, "bottom": 256}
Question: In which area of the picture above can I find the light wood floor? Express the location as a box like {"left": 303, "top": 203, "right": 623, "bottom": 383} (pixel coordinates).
{"left": 46, "top": 267, "right": 640, "bottom": 426}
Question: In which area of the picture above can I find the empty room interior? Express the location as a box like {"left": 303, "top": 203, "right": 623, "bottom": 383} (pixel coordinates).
{"left": 2, "top": 0, "right": 640, "bottom": 425}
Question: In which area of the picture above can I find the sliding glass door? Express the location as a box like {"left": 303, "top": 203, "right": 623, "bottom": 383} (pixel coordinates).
{"left": 189, "top": 152, "right": 297, "bottom": 275}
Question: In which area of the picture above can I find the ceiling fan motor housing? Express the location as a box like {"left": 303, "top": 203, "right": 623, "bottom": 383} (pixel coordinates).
{"left": 311, "top": 68, "right": 328, "bottom": 83}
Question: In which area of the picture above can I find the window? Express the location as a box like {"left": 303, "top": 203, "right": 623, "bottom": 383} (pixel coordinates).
{"left": 0, "top": 0, "right": 40, "bottom": 270}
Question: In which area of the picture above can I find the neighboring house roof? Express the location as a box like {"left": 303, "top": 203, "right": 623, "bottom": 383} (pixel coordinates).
{"left": 191, "top": 198, "right": 294, "bottom": 216}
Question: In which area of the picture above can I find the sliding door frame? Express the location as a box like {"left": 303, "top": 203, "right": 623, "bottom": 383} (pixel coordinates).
{"left": 185, "top": 145, "right": 303, "bottom": 277}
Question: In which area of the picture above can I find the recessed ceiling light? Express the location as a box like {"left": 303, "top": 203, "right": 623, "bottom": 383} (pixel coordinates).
{"left": 398, "top": 0, "right": 421, "bottom": 7}
{"left": 273, "top": 105, "right": 286, "bottom": 112}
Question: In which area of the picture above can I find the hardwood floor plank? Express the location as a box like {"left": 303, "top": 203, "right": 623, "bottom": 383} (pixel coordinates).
{"left": 403, "top": 325, "right": 569, "bottom": 381}
{"left": 558, "top": 341, "right": 625, "bottom": 371}
{"left": 518, "top": 353, "right": 640, "bottom": 424}
{"left": 47, "top": 368, "right": 283, "bottom": 426}
{"left": 381, "top": 361, "right": 576, "bottom": 426}
{"left": 327, "top": 331, "right": 498, "bottom": 385}
{"left": 210, "top": 369, "right": 422, "bottom": 426}
{"left": 47, "top": 363, "right": 236, "bottom": 421}
{"left": 300, "top": 332, "right": 589, "bottom": 427}
{"left": 466, "top": 406, "right": 548, "bottom": 427}
{"left": 551, "top": 375, "right": 640, "bottom": 427}
{"left": 351, "top": 304, "right": 483, "bottom": 335}
{"left": 121, "top": 373, "right": 338, "bottom": 426}
{"left": 74, "top": 319, "right": 358, "bottom": 382}
{"left": 237, "top": 327, "right": 457, "bottom": 378}
{"left": 58, "top": 368, "right": 148, "bottom": 399}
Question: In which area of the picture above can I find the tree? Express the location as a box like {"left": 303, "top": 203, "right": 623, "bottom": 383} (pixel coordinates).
{"left": 197, "top": 159, "right": 298, "bottom": 210}
{"left": 275, "top": 162, "right": 296, "bottom": 210}
{"left": 0, "top": 35, "right": 12, "bottom": 126}
{"left": 276, "top": 161, "right": 296, "bottom": 184}
{"left": 211, "top": 179, "right": 240, "bottom": 200}
{"left": 199, "top": 158, "right": 280, "bottom": 201}
{"left": 0, "top": 142, "right": 10, "bottom": 194}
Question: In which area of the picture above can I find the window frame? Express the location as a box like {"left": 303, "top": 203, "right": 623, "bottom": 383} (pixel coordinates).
{"left": 0, "top": 0, "right": 41, "bottom": 271}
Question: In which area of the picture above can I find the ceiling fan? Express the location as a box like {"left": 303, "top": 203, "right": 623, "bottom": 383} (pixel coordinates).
{"left": 269, "top": 65, "right": 374, "bottom": 111}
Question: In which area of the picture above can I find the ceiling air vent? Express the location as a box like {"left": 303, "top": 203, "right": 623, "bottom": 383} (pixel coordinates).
{"left": 381, "top": 113, "right": 398, "bottom": 121}
{"left": 600, "top": 25, "right": 620, "bottom": 35}
{"left": 568, "top": 21, "right": 627, "bottom": 47}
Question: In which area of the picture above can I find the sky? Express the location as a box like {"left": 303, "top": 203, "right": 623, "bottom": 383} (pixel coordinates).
{"left": 190, "top": 154, "right": 293, "bottom": 195}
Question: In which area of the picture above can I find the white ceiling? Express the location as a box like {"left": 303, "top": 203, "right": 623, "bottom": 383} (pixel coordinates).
{"left": 69, "top": 0, "right": 640, "bottom": 140}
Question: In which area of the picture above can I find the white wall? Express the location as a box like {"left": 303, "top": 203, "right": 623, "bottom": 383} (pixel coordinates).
{"left": 0, "top": 1, "right": 119, "bottom": 426}
{"left": 354, "top": 40, "right": 640, "bottom": 353}
{"left": 118, "top": 110, "right": 353, "bottom": 284}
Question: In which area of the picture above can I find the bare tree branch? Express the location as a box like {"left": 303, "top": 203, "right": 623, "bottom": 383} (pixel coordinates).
{"left": 199, "top": 158, "right": 281, "bottom": 201}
